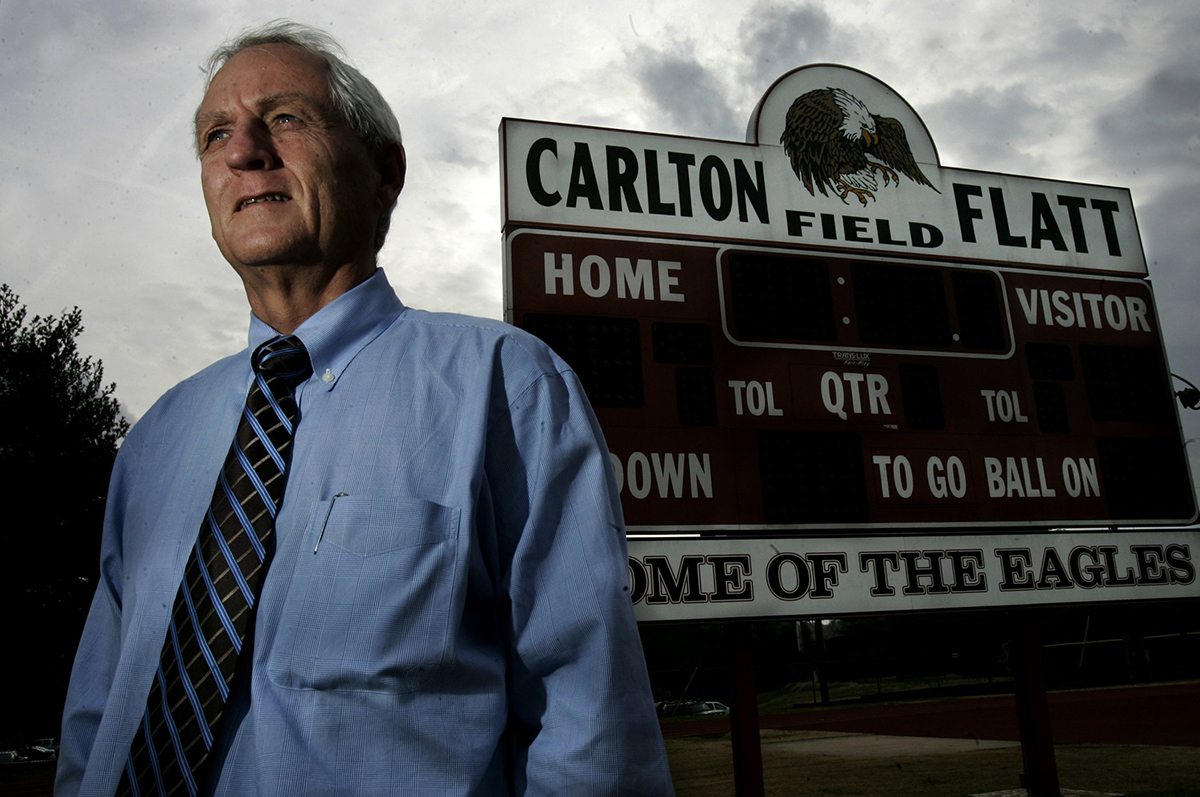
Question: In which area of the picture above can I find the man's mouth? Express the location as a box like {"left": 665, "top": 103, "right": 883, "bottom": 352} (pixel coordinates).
{"left": 238, "top": 194, "right": 290, "bottom": 211}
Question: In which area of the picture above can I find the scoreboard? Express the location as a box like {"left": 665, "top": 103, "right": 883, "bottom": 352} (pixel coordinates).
{"left": 500, "top": 63, "right": 1197, "bottom": 553}
{"left": 507, "top": 229, "right": 1196, "bottom": 533}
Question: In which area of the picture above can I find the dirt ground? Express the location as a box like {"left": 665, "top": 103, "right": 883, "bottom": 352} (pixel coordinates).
{"left": 665, "top": 733, "right": 1200, "bottom": 797}
{"left": 662, "top": 682, "right": 1200, "bottom": 797}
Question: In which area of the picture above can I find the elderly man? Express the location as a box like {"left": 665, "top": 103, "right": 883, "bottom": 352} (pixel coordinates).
{"left": 57, "top": 21, "right": 672, "bottom": 796}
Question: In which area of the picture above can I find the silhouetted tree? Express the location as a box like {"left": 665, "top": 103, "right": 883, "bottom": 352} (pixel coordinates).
{"left": 0, "top": 284, "right": 129, "bottom": 744}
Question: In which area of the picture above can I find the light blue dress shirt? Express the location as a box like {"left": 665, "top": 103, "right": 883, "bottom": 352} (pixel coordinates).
{"left": 57, "top": 271, "right": 673, "bottom": 796}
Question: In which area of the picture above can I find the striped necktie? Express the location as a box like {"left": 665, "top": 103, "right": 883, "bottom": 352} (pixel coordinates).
{"left": 117, "top": 335, "right": 311, "bottom": 797}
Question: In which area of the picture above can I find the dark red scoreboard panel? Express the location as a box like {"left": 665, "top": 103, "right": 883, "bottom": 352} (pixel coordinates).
{"left": 507, "top": 230, "right": 1196, "bottom": 533}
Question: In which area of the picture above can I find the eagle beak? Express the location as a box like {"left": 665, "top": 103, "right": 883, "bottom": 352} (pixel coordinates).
{"left": 861, "top": 128, "right": 879, "bottom": 147}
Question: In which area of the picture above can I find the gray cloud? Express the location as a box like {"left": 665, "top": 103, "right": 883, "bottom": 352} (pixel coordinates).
{"left": 921, "top": 87, "right": 1051, "bottom": 171}
{"left": 1047, "top": 23, "right": 1124, "bottom": 63}
{"left": 1136, "top": 183, "right": 1200, "bottom": 288}
{"left": 630, "top": 44, "right": 741, "bottom": 140}
{"left": 737, "top": 1, "right": 837, "bottom": 90}
{"left": 1094, "top": 60, "right": 1200, "bottom": 185}
{"left": 0, "top": 0, "right": 206, "bottom": 80}
{"left": 1136, "top": 181, "right": 1200, "bottom": 481}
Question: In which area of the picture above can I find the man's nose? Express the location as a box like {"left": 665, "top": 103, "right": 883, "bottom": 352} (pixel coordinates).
{"left": 224, "top": 121, "right": 279, "bottom": 170}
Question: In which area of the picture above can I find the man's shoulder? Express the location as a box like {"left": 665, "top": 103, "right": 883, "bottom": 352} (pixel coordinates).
{"left": 398, "top": 308, "right": 541, "bottom": 345}
{"left": 395, "top": 308, "right": 566, "bottom": 373}
{"left": 389, "top": 308, "right": 581, "bottom": 412}
{"left": 128, "top": 350, "right": 247, "bottom": 438}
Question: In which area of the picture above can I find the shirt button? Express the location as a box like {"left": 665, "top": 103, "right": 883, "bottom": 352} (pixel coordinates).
{"left": 323, "top": 368, "right": 336, "bottom": 383}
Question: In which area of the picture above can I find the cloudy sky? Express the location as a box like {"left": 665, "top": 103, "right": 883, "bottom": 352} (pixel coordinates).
{"left": 3, "top": 0, "right": 1199, "bottom": 492}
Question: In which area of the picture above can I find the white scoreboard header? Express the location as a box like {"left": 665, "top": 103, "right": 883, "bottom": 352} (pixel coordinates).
{"left": 502, "top": 65, "right": 1145, "bottom": 276}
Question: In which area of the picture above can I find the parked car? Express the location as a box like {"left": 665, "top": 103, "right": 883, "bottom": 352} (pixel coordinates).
{"left": 0, "top": 750, "right": 28, "bottom": 765}
{"left": 656, "top": 700, "right": 686, "bottom": 717}
{"left": 656, "top": 699, "right": 730, "bottom": 718}
{"left": 686, "top": 701, "right": 730, "bottom": 716}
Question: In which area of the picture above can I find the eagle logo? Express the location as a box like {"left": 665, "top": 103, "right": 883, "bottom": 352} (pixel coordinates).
{"left": 780, "top": 87, "right": 938, "bottom": 206}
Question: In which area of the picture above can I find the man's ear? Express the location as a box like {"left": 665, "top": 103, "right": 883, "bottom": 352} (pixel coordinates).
{"left": 376, "top": 141, "right": 406, "bottom": 211}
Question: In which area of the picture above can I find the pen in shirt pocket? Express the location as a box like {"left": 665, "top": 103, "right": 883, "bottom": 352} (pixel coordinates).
{"left": 314, "top": 492, "right": 348, "bottom": 553}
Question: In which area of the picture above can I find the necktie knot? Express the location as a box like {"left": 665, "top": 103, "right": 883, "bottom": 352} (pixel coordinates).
{"left": 253, "top": 334, "right": 312, "bottom": 388}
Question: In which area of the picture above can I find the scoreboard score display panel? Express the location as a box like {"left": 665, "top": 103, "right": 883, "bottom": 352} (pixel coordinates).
{"left": 507, "top": 229, "right": 1197, "bottom": 534}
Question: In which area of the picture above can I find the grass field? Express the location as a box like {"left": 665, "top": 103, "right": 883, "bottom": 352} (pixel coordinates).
{"left": 665, "top": 731, "right": 1200, "bottom": 797}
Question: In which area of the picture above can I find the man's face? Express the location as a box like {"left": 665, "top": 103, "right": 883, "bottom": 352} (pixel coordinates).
{"left": 196, "top": 44, "right": 382, "bottom": 275}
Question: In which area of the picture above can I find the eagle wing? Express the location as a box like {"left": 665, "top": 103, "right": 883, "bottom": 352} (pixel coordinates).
{"left": 781, "top": 88, "right": 867, "bottom": 198}
{"left": 868, "top": 115, "right": 938, "bottom": 192}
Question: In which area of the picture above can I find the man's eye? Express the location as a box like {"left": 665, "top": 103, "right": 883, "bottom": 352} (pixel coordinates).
{"left": 204, "top": 129, "right": 230, "bottom": 147}
{"left": 274, "top": 113, "right": 300, "bottom": 125}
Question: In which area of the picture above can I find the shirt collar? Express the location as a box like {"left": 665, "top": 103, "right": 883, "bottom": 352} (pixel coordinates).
{"left": 247, "top": 269, "right": 405, "bottom": 391}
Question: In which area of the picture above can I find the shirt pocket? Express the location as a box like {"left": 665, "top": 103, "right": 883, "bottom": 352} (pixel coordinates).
{"left": 267, "top": 494, "right": 462, "bottom": 694}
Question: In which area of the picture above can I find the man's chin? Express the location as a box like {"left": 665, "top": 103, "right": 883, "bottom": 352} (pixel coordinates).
{"left": 222, "top": 243, "right": 323, "bottom": 272}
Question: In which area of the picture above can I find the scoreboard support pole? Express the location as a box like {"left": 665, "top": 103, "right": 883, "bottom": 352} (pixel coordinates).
{"left": 728, "top": 623, "right": 765, "bottom": 797}
{"left": 1010, "top": 612, "right": 1061, "bottom": 797}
